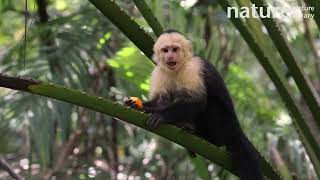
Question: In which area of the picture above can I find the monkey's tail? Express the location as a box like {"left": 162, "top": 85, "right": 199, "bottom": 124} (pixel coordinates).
{"left": 226, "top": 132, "right": 263, "bottom": 180}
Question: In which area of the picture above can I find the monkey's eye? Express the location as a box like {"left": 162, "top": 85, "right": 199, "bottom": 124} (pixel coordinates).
{"left": 172, "top": 47, "right": 179, "bottom": 52}
{"left": 161, "top": 48, "right": 168, "bottom": 53}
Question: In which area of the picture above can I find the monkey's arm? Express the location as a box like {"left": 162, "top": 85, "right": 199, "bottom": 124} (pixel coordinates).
{"left": 147, "top": 99, "right": 205, "bottom": 128}
{"left": 124, "top": 97, "right": 165, "bottom": 113}
{"left": 142, "top": 100, "right": 165, "bottom": 113}
{"left": 161, "top": 100, "right": 205, "bottom": 121}
{"left": 125, "top": 95, "right": 206, "bottom": 128}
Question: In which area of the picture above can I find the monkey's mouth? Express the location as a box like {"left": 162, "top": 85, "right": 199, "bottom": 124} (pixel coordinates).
{"left": 166, "top": 61, "right": 177, "bottom": 69}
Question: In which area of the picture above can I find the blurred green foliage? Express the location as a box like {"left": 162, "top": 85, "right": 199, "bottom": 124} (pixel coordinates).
{"left": 0, "top": 0, "right": 319, "bottom": 179}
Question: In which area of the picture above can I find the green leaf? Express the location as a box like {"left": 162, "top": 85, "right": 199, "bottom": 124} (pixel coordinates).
{"left": 107, "top": 45, "right": 153, "bottom": 95}
{"left": 191, "top": 156, "right": 210, "bottom": 180}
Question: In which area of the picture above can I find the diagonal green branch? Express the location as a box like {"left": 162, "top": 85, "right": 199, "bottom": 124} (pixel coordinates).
{"left": 250, "top": 0, "right": 320, "bottom": 129}
{"left": 0, "top": 73, "right": 280, "bottom": 180}
{"left": 234, "top": 0, "right": 319, "bottom": 177}
{"left": 132, "top": 0, "right": 163, "bottom": 37}
{"left": 303, "top": 0, "right": 320, "bottom": 30}
{"left": 218, "top": 0, "right": 320, "bottom": 175}
{"left": 89, "top": 0, "right": 155, "bottom": 59}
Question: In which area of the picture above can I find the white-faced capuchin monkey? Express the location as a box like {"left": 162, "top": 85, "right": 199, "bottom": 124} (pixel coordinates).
{"left": 125, "top": 29, "right": 262, "bottom": 180}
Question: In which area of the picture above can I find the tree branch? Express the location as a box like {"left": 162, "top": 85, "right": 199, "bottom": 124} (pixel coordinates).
{"left": 0, "top": 73, "right": 280, "bottom": 180}
{"left": 0, "top": 156, "right": 25, "bottom": 180}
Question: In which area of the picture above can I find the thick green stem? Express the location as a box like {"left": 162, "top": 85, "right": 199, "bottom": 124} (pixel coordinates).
{"left": 132, "top": 0, "right": 163, "bottom": 37}
{"left": 0, "top": 74, "right": 280, "bottom": 180}
{"left": 218, "top": 0, "right": 320, "bottom": 176}
{"left": 89, "top": 0, "right": 155, "bottom": 59}
{"left": 251, "top": 0, "right": 320, "bottom": 129}
{"left": 303, "top": 0, "right": 320, "bottom": 30}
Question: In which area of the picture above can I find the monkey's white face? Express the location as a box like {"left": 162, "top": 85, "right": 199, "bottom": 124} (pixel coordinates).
{"left": 159, "top": 43, "right": 182, "bottom": 70}
{"left": 153, "top": 33, "right": 193, "bottom": 72}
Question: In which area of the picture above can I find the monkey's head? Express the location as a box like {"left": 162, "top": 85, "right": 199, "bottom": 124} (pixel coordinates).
{"left": 153, "top": 30, "right": 193, "bottom": 71}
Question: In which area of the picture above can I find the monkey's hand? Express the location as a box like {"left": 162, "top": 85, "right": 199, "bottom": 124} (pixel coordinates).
{"left": 124, "top": 96, "right": 144, "bottom": 110}
{"left": 146, "top": 113, "right": 166, "bottom": 129}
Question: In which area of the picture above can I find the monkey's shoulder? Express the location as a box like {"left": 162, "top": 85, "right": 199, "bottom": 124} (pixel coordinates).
{"left": 199, "top": 58, "right": 229, "bottom": 92}
{"left": 199, "top": 58, "right": 237, "bottom": 115}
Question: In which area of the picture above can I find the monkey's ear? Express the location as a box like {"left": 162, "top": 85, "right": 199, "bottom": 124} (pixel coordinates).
{"left": 152, "top": 53, "right": 159, "bottom": 64}
{"left": 186, "top": 40, "right": 194, "bottom": 56}
{"left": 152, "top": 45, "right": 159, "bottom": 63}
{"left": 188, "top": 40, "right": 193, "bottom": 52}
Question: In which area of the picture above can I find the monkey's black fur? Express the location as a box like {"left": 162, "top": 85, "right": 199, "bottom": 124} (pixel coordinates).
{"left": 127, "top": 30, "right": 262, "bottom": 180}
{"left": 140, "top": 60, "right": 262, "bottom": 180}
{"left": 161, "top": 28, "right": 182, "bottom": 35}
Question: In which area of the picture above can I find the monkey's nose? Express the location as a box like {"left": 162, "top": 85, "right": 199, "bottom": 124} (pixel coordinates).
{"left": 167, "top": 56, "right": 174, "bottom": 61}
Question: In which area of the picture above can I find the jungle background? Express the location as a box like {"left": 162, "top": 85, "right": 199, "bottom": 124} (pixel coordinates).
{"left": 0, "top": 0, "right": 319, "bottom": 179}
